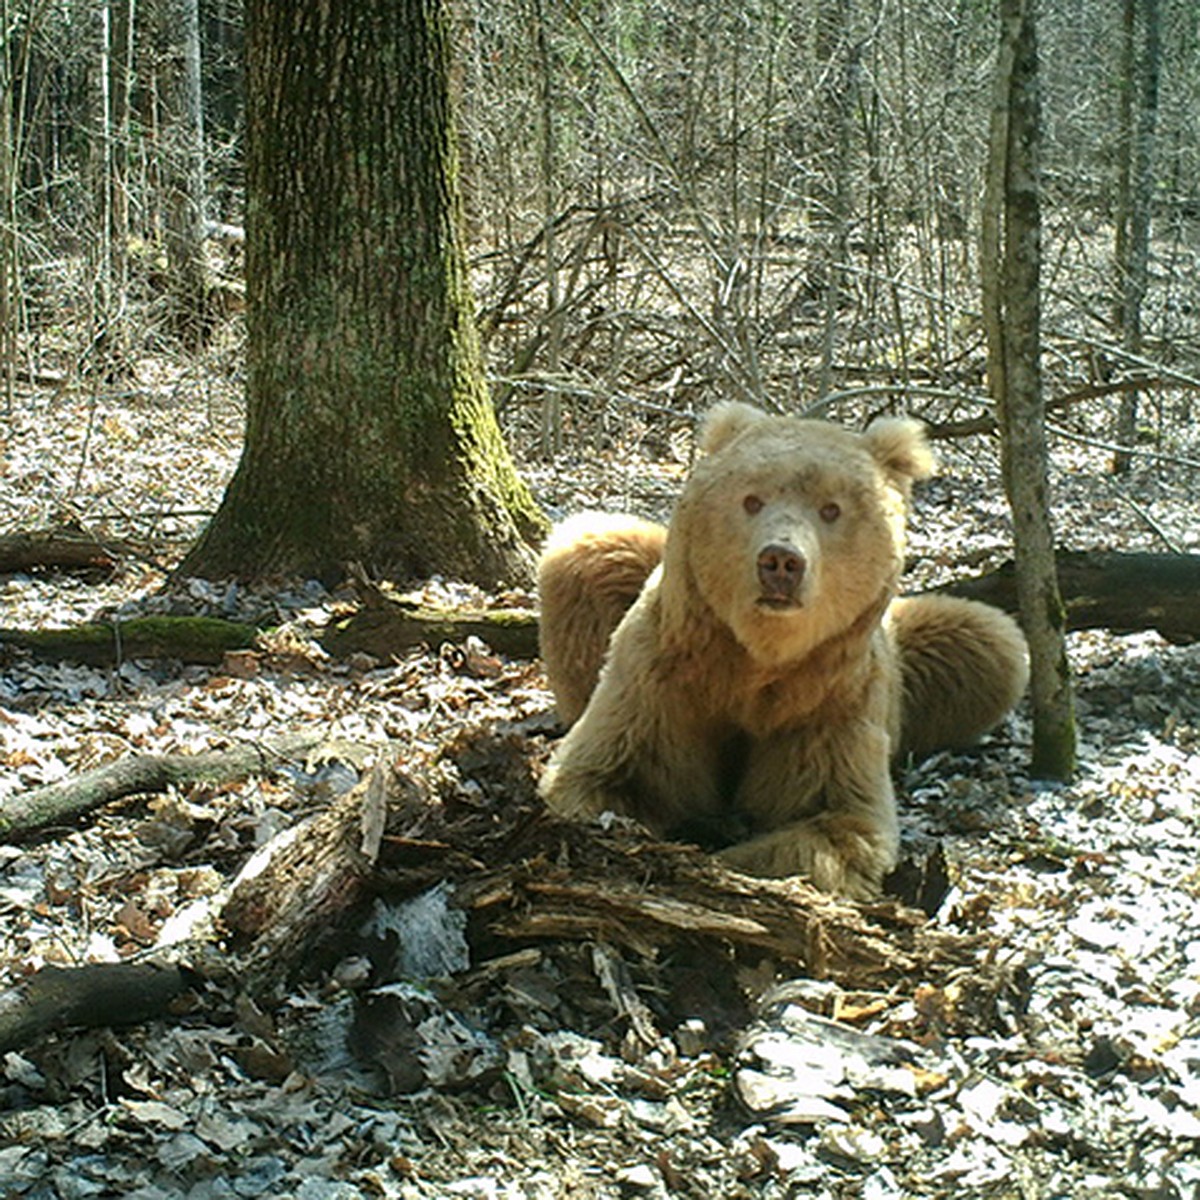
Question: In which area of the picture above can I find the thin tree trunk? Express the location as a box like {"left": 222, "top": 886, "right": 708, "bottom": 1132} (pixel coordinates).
{"left": 1112, "top": 0, "right": 1135, "bottom": 335}
{"left": 159, "top": 0, "right": 210, "bottom": 346}
{"left": 1112, "top": 0, "right": 1160, "bottom": 473}
{"left": 89, "top": 3, "right": 114, "bottom": 330}
{"left": 108, "top": 0, "right": 136, "bottom": 313}
{"left": 534, "top": 0, "right": 564, "bottom": 459}
{"left": 814, "top": 0, "right": 854, "bottom": 402}
{"left": 0, "top": 0, "right": 17, "bottom": 414}
{"left": 981, "top": 0, "right": 1076, "bottom": 781}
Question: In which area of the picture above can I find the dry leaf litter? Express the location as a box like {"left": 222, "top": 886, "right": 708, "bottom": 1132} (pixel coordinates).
{"left": 1, "top": 371, "right": 1199, "bottom": 1199}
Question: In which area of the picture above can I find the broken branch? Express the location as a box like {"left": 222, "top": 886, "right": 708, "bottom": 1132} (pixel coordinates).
{"left": 0, "top": 961, "right": 196, "bottom": 1054}
{"left": 1, "top": 732, "right": 329, "bottom": 839}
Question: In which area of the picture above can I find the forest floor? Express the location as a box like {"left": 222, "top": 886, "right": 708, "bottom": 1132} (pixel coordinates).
{"left": 1, "top": 361, "right": 1200, "bottom": 1199}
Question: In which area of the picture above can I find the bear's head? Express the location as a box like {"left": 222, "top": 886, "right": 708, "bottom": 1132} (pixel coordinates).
{"left": 661, "top": 401, "right": 934, "bottom": 666}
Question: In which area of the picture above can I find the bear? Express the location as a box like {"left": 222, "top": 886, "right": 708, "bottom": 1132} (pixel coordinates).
{"left": 537, "top": 511, "right": 667, "bottom": 727}
{"left": 537, "top": 401, "right": 1029, "bottom": 899}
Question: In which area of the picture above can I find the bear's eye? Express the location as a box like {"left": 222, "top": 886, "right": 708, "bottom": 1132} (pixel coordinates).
{"left": 819, "top": 501, "right": 841, "bottom": 523}
{"left": 743, "top": 494, "right": 764, "bottom": 515}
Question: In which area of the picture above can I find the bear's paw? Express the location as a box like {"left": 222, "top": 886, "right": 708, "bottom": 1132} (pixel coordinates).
{"left": 719, "top": 812, "right": 897, "bottom": 901}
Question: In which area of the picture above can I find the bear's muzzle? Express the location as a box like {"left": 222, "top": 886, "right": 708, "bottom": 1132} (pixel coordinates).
{"left": 756, "top": 542, "right": 806, "bottom": 606}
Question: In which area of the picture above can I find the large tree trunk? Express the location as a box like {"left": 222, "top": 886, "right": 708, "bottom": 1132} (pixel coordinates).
{"left": 981, "top": 0, "right": 1076, "bottom": 781}
{"left": 180, "top": 0, "right": 545, "bottom": 589}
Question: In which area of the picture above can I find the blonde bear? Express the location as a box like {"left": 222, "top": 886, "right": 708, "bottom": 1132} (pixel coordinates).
{"left": 538, "top": 402, "right": 1028, "bottom": 899}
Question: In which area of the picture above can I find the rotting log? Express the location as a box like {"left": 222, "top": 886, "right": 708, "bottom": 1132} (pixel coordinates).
{"left": 942, "top": 550, "right": 1200, "bottom": 644}
{"left": 0, "top": 616, "right": 259, "bottom": 665}
{"left": 220, "top": 733, "right": 982, "bottom": 1001}
{"left": 221, "top": 762, "right": 395, "bottom": 998}
{"left": 321, "top": 601, "right": 540, "bottom": 660}
{"left": 0, "top": 527, "right": 138, "bottom": 576}
{"left": 0, "top": 731, "right": 330, "bottom": 840}
{"left": 0, "top": 961, "right": 197, "bottom": 1054}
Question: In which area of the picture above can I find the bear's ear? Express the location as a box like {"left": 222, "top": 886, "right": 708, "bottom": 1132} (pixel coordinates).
{"left": 698, "top": 401, "right": 768, "bottom": 454}
{"left": 863, "top": 417, "right": 935, "bottom": 482}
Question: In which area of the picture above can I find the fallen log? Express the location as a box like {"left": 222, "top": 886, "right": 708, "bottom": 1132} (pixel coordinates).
{"left": 0, "top": 731, "right": 331, "bottom": 839}
{"left": 1, "top": 605, "right": 536, "bottom": 667}
{"left": 321, "top": 601, "right": 540, "bottom": 660}
{"left": 0, "top": 961, "right": 196, "bottom": 1054}
{"left": 942, "top": 550, "right": 1200, "bottom": 644}
{"left": 0, "top": 527, "right": 137, "bottom": 576}
{"left": 0, "top": 615, "right": 259, "bottom": 665}
{"left": 3, "top": 551, "right": 1192, "bottom": 670}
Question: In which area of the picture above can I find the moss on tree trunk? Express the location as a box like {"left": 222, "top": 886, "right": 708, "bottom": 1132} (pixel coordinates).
{"left": 181, "top": 0, "right": 545, "bottom": 588}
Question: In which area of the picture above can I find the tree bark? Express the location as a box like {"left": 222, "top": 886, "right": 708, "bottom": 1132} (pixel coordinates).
{"left": 157, "top": 0, "right": 211, "bottom": 347}
{"left": 180, "top": 0, "right": 545, "bottom": 590}
{"left": 982, "top": 0, "right": 1076, "bottom": 780}
{"left": 1112, "top": 0, "right": 1160, "bottom": 473}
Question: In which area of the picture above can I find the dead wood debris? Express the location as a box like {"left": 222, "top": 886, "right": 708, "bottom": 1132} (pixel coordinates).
{"left": 0, "top": 961, "right": 197, "bottom": 1055}
{"left": 0, "top": 527, "right": 135, "bottom": 576}
{"left": 0, "top": 731, "right": 330, "bottom": 839}
{"left": 219, "top": 727, "right": 993, "bottom": 1010}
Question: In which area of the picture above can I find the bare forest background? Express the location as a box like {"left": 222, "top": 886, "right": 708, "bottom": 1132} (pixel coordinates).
{"left": 1, "top": 0, "right": 1197, "bottom": 534}
{"left": 4, "top": 8, "right": 1200, "bottom": 1193}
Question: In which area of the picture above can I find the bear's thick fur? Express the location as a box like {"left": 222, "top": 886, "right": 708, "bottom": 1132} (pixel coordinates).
{"left": 538, "top": 402, "right": 1029, "bottom": 899}
{"left": 537, "top": 511, "right": 667, "bottom": 726}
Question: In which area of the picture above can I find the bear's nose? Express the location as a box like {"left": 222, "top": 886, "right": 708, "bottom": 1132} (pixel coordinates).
{"left": 757, "top": 543, "right": 806, "bottom": 600}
